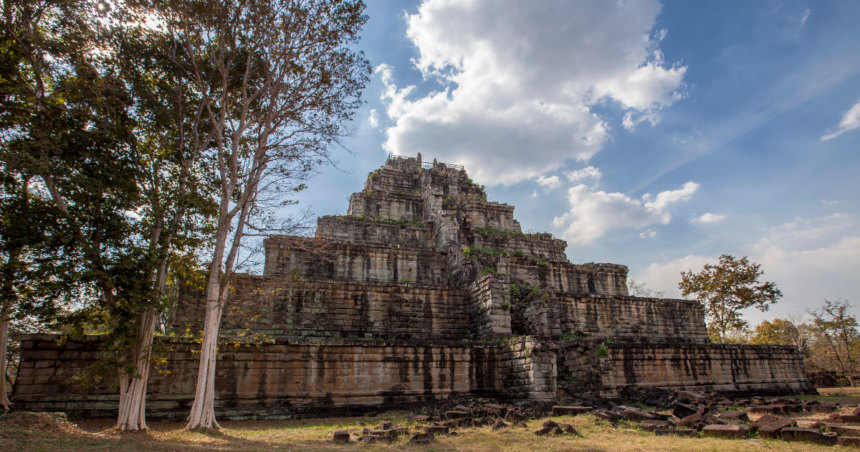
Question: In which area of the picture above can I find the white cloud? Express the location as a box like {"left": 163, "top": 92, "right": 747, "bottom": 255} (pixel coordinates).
{"left": 553, "top": 181, "right": 699, "bottom": 244}
{"left": 821, "top": 98, "right": 860, "bottom": 141}
{"left": 636, "top": 255, "right": 716, "bottom": 298}
{"left": 633, "top": 214, "right": 860, "bottom": 324}
{"left": 752, "top": 213, "right": 853, "bottom": 253}
{"left": 368, "top": 109, "right": 378, "bottom": 127}
{"left": 536, "top": 175, "right": 561, "bottom": 191}
{"left": 378, "top": 0, "right": 687, "bottom": 186}
{"left": 564, "top": 166, "right": 602, "bottom": 182}
{"left": 690, "top": 212, "right": 726, "bottom": 224}
{"left": 821, "top": 199, "right": 840, "bottom": 205}
{"left": 622, "top": 110, "right": 662, "bottom": 131}
{"left": 640, "top": 229, "right": 657, "bottom": 239}
{"left": 530, "top": 191, "right": 539, "bottom": 199}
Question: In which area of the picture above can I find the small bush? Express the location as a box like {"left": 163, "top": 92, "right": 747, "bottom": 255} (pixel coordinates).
{"left": 596, "top": 343, "right": 609, "bottom": 357}
{"left": 512, "top": 249, "right": 524, "bottom": 258}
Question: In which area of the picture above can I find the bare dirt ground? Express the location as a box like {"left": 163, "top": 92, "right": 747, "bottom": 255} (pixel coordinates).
{"left": 2, "top": 390, "right": 859, "bottom": 452}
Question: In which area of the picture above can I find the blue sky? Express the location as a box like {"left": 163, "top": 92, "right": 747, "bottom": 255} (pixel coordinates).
{"left": 288, "top": 0, "right": 860, "bottom": 325}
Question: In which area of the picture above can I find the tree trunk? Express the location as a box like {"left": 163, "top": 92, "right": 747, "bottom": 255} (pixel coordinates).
{"left": 116, "top": 307, "right": 157, "bottom": 429}
{"left": 187, "top": 276, "right": 224, "bottom": 429}
{"left": 0, "top": 318, "right": 10, "bottom": 410}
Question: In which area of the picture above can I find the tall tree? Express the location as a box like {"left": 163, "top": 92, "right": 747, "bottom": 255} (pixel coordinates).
{"left": 156, "top": 0, "right": 371, "bottom": 429}
{"left": 1, "top": 0, "right": 216, "bottom": 428}
{"left": 809, "top": 299, "right": 859, "bottom": 387}
{"left": 679, "top": 255, "right": 782, "bottom": 343}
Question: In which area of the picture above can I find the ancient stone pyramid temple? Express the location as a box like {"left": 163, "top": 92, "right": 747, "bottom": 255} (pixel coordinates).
{"left": 12, "top": 154, "right": 813, "bottom": 420}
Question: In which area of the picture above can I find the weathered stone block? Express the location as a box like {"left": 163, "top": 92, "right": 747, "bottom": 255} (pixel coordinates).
{"left": 701, "top": 425, "right": 747, "bottom": 439}
{"left": 781, "top": 428, "right": 838, "bottom": 445}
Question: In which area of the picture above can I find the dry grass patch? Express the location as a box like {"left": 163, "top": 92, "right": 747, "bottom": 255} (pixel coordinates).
{"left": 0, "top": 410, "right": 852, "bottom": 452}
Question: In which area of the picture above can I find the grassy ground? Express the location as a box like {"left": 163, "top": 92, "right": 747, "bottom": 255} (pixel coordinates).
{"left": 2, "top": 391, "right": 859, "bottom": 452}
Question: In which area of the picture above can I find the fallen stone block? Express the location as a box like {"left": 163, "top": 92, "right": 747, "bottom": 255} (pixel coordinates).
{"left": 552, "top": 406, "right": 593, "bottom": 416}
{"left": 758, "top": 418, "right": 797, "bottom": 439}
{"left": 611, "top": 405, "right": 640, "bottom": 414}
{"left": 655, "top": 428, "right": 698, "bottom": 437}
{"left": 751, "top": 414, "right": 780, "bottom": 431}
{"left": 360, "top": 435, "right": 392, "bottom": 444}
{"left": 505, "top": 411, "right": 524, "bottom": 422}
{"left": 593, "top": 410, "right": 621, "bottom": 422}
{"left": 561, "top": 424, "right": 578, "bottom": 435}
{"left": 623, "top": 409, "right": 657, "bottom": 421}
{"left": 492, "top": 419, "right": 508, "bottom": 431}
{"left": 795, "top": 420, "right": 823, "bottom": 429}
{"left": 679, "top": 411, "right": 704, "bottom": 428}
{"left": 700, "top": 414, "right": 725, "bottom": 426}
{"left": 840, "top": 437, "right": 860, "bottom": 448}
{"left": 551, "top": 427, "right": 564, "bottom": 435}
{"left": 446, "top": 411, "right": 471, "bottom": 420}
{"left": 746, "top": 405, "right": 794, "bottom": 415}
{"left": 638, "top": 420, "right": 670, "bottom": 432}
{"left": 830, "top": 424, "right": 860, "bottom": 437}
{"left": 830, "top": 415, "right": 860, "bottom": 424}
{"left": 534, "top": 427, "right": 552, "bottom": 436}
{"left": 408, "top": 415, "right": 430, "bottom": 423}
{"left": 542, "top": 420, "right": 559, "bottom": 429}
{"left": 333, "top": 431, "right": 350, "bottom": 443}
{"left": 484, "top": 404, "right": 508, "bottom": 417}
{"left": 378, "top": 422, "right": 395, "bottom": 430}
{"left": 409, "top": 433, "right": 434, "bottom": 445}
{"left": 425, "top": 425, "right": 449, "bottom": 435}
{"left": 780, "top": 428, "right": 838, "bottom": 445}
{"left": 852, "top": 406, "right": 860, "bottom": 416}
{"left": 672, "top": 403, "right": 699, "bottom": 419}
{"left": 718, "top": 411, "right": 750, "bottom": 422}
{"left": 677, "top": 391, "right": 708, "bottom": 403}
{"left": 701, "top": 424, "right": 747, "bottom": 439}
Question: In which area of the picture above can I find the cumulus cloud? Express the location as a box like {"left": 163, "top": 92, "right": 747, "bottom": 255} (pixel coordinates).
{"left": 378, "top": 0, "right": 687, "bottom": 185}
{"left": 821, "top": 98, "right": 860, "bottom": 141}
{"left": 565, "top": 166, "right": 602, "bottom": 182}
{"left": 633, "top": 214, "right": 860, "bottom": 322}
{"left": 690, "top": 212, "right": 726, "bottom": 224}
{"left": 752, "top": 213, "right": 853, "bottom": 253}
{"left": 536, "top": 175, "right": 561, "bottom": 191}
{"left": 368, "top": 109, "right": 379, "bottom": 127}
{"left": 553, "top": 181, "right": 699, "bottom": 244}
{"left": 636, "top": 255, "right": 716, "bottom": 298}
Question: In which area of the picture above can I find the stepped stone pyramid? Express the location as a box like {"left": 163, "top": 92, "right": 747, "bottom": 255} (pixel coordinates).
{"left": 11, "top": 155, "right": 814, "bottom": 421}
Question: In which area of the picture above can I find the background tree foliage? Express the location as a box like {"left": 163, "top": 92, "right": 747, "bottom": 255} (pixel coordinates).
{"left": 679, "top": 254, "right": 782, "bottom": 344}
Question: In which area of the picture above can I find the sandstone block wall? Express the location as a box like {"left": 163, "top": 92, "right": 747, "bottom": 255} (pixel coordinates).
{"left": 501, "top": 337, "right": 557, "bottom": 402}
{"left": 462, "top": 202, "right": 519, "bottom": 231}
{"left": 315, "top": 216, "right": 433, "bottom": 248}
{"left": 497, "top": 259, "right": 629, "bottom": 296}
{"left": 556, "top": 342, "right": 815, "bottom": 397}
{"left": 467, "top": 275, "right": 512, "bottom": 339}
{"left": 264, "top": 240, "right": 448, "bottom": 286}
{"left": 471, "top": 233, "right": 567, "bottom": 261}
{"left": 602, "top": 344, "right": 814, "bottom": 395}
{"left": 12, "top": 335, "right": 508, "bottom": 421}
{"left": 174, "top": 277, "right": 471, "bottom": 340}
{"left": 347, "top": 192, "right": 424, "bottom": 221}
{"left": 558, "top": 295, "right": 708, "bottom": 343}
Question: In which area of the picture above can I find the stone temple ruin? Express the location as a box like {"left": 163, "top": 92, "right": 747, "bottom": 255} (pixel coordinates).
{"left": 12, "top": 154, "right": 813, "bottom": 420}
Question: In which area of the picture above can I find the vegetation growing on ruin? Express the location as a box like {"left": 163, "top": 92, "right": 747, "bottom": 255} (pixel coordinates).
{"left": 333, "top": 215, "right": 424, "bottom": 229}
{"left": 474, "top": 226, "right": 544, "bottom": 240}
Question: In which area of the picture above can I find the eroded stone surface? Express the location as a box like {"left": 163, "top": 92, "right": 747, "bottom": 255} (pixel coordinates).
{"left": 10, "top": 155, "right": 815, "bottom": 420}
